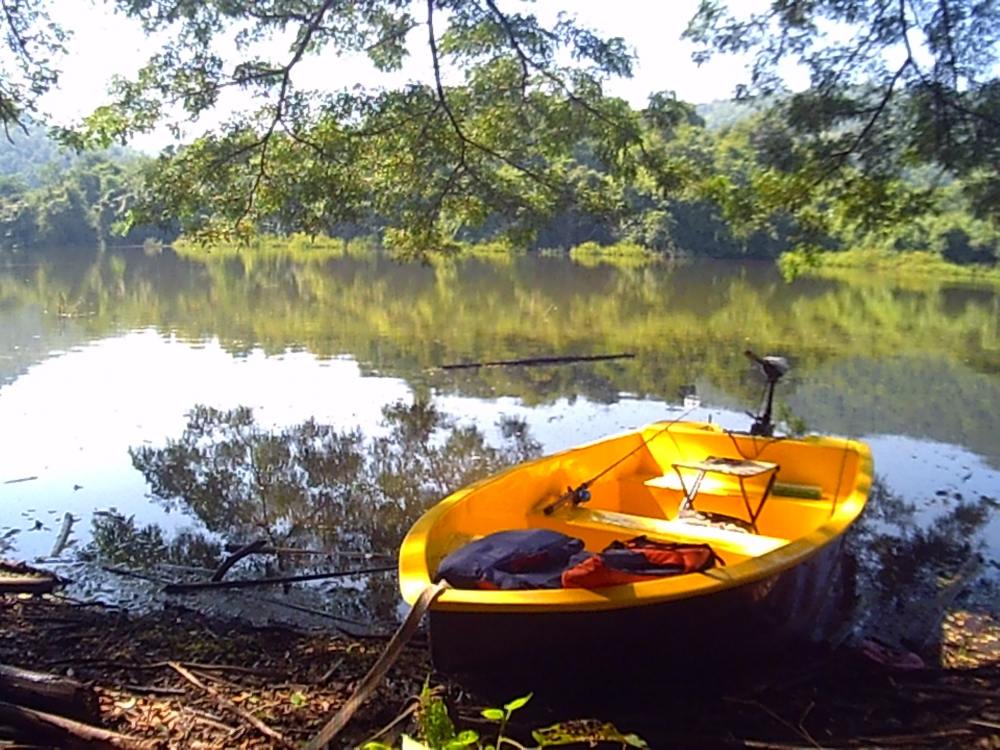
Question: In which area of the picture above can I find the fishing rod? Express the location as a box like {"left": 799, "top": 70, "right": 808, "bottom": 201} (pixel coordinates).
{"left": 542, "top": 405, "right": 696, "bottom": 516}
{"left": 543, "top": 349, "right": 791, "bottom": 515}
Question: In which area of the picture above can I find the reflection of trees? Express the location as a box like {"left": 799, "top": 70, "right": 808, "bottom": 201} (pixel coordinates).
{"left": 110, "top": 400, "right": 540, "bottom": 565}
{"left": 4, "top": 245, "right": 1000, "bottom": 457}
{"left": 83, "top": 512, "right": 222, "bottom": 569}
{"left": 847, "top": 477, "right": 999, "bottom": 654}
{"left": 76, "top": 400, "right": 542, "bottom": 621}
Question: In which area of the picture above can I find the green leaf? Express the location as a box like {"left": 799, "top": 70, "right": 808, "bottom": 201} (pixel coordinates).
{"left": 444, "top": 730, "right": 480, "bottom": 749}
{"left": 288, "top": 690, "right": 307, "bottom": 708}
{"left": 480, "top": 707, "right": 505, "bottom": 722}
{"left": 503, "top": 693, "right": 532, "bottom": 713}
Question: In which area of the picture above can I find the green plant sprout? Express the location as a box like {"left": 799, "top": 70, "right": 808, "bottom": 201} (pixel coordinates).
{"left": 364, "top": 681, "right": 646, "bottom": 750}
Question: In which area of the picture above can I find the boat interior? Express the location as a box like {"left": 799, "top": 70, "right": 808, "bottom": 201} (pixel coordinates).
{"left": 424, "top": 422, "right": 868, "bottom": 574}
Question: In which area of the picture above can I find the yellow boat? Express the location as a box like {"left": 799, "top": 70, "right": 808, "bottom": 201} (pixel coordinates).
{"left": 399, "top": 360, "right": 873, "bottom": 674}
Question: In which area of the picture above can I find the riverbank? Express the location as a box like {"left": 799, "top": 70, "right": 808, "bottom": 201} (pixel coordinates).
{"left": 1, "top": 592, "right": 998, "bottom": 749}
{"left": 779, "top": 248, "right": 1000, "bottom": 284}
{"left": 170, "top": 234, "right": 667, "bottom": 268}
{"left": 170, "top": 234, "right": 1000, "bottom": 283}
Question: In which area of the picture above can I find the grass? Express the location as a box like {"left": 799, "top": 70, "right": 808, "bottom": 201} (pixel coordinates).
{"left": 566, "top": 241, "right": 662, "bottom": 268}
{"left": 779, "top": 247, "right": 1000, "bottom": 285}
{"left": 172, "top": 233, "right": 380, "bottom": 262}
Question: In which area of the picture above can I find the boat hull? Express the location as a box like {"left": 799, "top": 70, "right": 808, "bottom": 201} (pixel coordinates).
{"left": 428, "top": 536, "right": 853, "bottom": 676}
{"left": 399, "top": 420, "right": 873, "bottom": 678}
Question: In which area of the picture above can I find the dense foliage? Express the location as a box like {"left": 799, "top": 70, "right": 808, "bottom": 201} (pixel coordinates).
{"left": 0, "top": 2, "right": 997, "bottom": 261}
{"left": 0, "top": 131, "right": 175, "bottom": 248}
{"left": 686, "top": 0, "right": 1000, "bottom": 235}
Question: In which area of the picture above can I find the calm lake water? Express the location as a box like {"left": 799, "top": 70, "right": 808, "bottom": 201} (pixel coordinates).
{"left": 1, "top": 245, "right": 997, "bottom": 639}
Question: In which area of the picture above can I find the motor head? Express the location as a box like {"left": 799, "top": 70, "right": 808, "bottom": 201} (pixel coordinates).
{"left": 745, "top": 350, "right": 790, "bottom": 382}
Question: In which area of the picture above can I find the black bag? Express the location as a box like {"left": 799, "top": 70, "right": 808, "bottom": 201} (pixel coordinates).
{"left": 436, "top": 529, "right": 586, "bottom": 590}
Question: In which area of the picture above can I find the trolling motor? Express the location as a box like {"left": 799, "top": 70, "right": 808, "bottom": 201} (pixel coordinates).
{"left": 745, "top": 350, "right": 790, "bottom": 437}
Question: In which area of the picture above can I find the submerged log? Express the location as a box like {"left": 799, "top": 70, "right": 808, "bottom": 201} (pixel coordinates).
{"left": 0, "top": 663, "right": 97, "bottom": 721}
{"left": 441, "top": 352, "right": 635, "bottom": 370}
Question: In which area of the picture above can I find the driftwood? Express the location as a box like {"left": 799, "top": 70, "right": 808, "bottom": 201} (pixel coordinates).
{"left": 0, "top": 573, "right": 58, "bottom": 595}
{"left": 0, "top": 663, "right": 97, "bottom": 721}
{"left": 441, "top": 352, "right": 635, "bottom": 370}
{"left": 210, "top": 538, "right": 268, "bottom": 582}
{"left": 163, "top": 565, "right": 396, "bottom": 594}
{"left": 0, "top": 562, "right": 60, "bottom": 595}
{"left": 0, "top": 700, "right": 156, "bottom": 749}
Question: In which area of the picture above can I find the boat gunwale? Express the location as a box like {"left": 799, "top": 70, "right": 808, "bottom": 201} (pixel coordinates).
{"left": 398, "top": 421, "right": 874, "bottom": 614}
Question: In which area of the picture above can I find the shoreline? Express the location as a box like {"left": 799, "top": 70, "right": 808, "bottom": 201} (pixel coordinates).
{"left": 1, "top": 591, "right": 997, "bottom": 748}
{"left": 779, "top": 248, "right": 1000, "bottom": 284}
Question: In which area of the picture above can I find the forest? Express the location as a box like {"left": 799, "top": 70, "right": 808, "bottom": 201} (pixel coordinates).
{"left": 1, "top": 0, "right": 998, "bottom": 267}
{"left": 1, "top": 3, "right": 999, "bottom": 748}
{"left": 2, "top": 107, "right": 998, "bottom": 268}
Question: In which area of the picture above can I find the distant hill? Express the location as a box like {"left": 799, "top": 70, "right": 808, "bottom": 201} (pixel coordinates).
{"left": 695, "top": 98, "right": 768, "bottom": 130}
{"left": 0, "top": 126, "right": 135, "bottom": 188}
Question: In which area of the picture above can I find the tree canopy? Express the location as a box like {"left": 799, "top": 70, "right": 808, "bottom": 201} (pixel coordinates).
{"left": 686, "top": 0, "right": 1000, "bottom": 229}
{"left": 1, "top": 1, "right": 999, "bottom": 253}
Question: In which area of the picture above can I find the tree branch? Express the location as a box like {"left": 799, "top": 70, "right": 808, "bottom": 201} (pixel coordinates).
{"left": 425, "top": 0, "right": 560, "bottom": 193}
{"left": 482, "top": 0, "right": 530, "bottom": 94}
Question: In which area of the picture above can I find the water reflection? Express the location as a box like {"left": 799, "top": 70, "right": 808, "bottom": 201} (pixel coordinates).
{"left": 2, "top": 247, "right": 998, "bottom": 461}
{"left": 2, "top": 245, "right": 999, "bottom": 628}
{"left": 80, "top": 400, "right": 541, "bottom": 621}
{"left": 84, "top": 512, "right": 222, "bottom": 569}
{"left": 848, "top": 477, "right": 999, "bottom": 657}
{"left": 127, "top": 400, "right": 539, "bottom": 557}
{"left": 75, "top": 399, "right": 1000, "bottom": 652}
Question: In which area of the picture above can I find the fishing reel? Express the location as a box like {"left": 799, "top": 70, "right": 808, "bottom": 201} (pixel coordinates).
{"left": 745, "top": 350, "right": 790, "bottom": 437}
{"left": 542, "top": 483, "right": 591, "bottom": 515}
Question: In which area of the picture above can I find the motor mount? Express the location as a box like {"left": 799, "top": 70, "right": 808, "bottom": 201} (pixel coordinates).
{"left": 745, "top": 350, "right": 790, "bottom": 437}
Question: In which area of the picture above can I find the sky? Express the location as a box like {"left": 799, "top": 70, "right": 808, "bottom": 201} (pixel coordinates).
{"left": 39, "top": 0, "right": 784, "bottom": 151}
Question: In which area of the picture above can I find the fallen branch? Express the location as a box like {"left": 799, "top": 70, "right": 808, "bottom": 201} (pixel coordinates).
{"left": 856, "top": 727, "right": 975, "bottom": 745}
{"left": 360, "top": 698, "right": 419, "bottom": 747}
{"left": 0, "top": 699, "right": 156, "bottom": 749}
{"left": 163, "top": 565, "right": 396, "bottom": 594}
{"left": 248, "top": 594, "right": 392, "bottom": 639}
{"left": 121, "top": 683, "right": 187, "bottom": 697}
{"left": 2, "top": 476, "right": 37, "bottom": 484}
{"left": 901, "top": 682, "right": 1000, "bottom": 700}
{"left": 168, "top": 661, "right": 294, "bottom": 748}
{"left": 211, "top": 538, "right": 268, "bottom": 582}
{"left": 42, "top": 657, "right": 279, "bottom": 678}
{"left": 969, "top": 718, "right": 1000, "bottom": 730}
{"left": 306, "top": 581, "right": 449, "bottom": 750}
{"left": 441, "top": 352, "right": 635, "bottom": 370}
